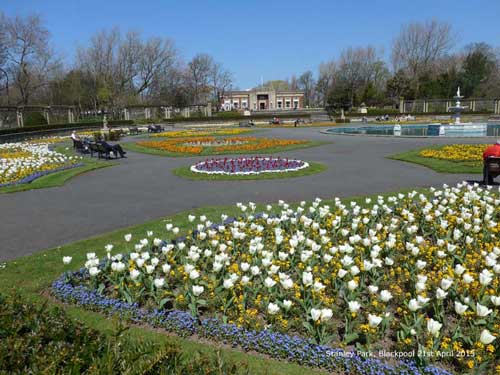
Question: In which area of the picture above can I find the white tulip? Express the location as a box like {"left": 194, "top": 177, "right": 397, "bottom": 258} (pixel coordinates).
{"left": 267, "top": 302, "right": 280, "bottom": 315}
{"left": 223, "top": 278, "right": 234, "bottom": 289}
{"left": 302, "top": 271, "right": 313, "bottom": 286}
{"left": 436, "top": 288, "right": 448, "bottom": 300}
{"left": 89, "top": 267, "right": 100, "bottom": 277}
{"left": 480, "top": 329, "right": 496, "bottom": 345}
{"left": 427, "top": 318, "right": 442, "bottom": 337}
{"left": 124, "top": 234, "right": 132, "bottom": 242}
{"left": 192, "top": 285, "right": 204, "bottom": 296}
{"left": 368, "top": 285, "right": 379, "bottom": 294}
{"left": 479, "top": 269, "right": 493, "bottom": 286}
{"left": 491, "top": 296, "right": 500, "bottom": 306}
{"left": 462, "top": 273, "right": 474, "bottom": 284}
{"left": 264, "top": 277, "right": 276, "bottom": 288}
{"left": 130, "top": 269, "right": 141, "bottom": 280}
{"left": 380, "top": 290, "right": 393, "bottom": 302}
{"left": 62, "top": 256, "right": 72, "bottom": 264}
{"left": 408, "top": 299, "right": 420, "bottom": 312}
{"left": 154, "top": 278, "right": 165, "bottom": 288}
{"left": 321, "top": 308, "right": 333, "bottom": 321}
{"left": 476, "top": 303, "right": 492, "bottom": 317}
{"left": 348, "top": 300, "right": 361, "bottom": 313}
{"left": 440, "top": 278, "right": 453, "bottom": 291}
{"left": 310, "top": 308, "right": 322, "bottom": 321}
{"left": 454, "top": 301, "right": 468, "bottom": 315}
{"left": 189, "top": 269, "right": 200, "bottom": 280}
{"left": 347, "top": 280, "right": 358, "bottom": 291}
{"left": 368, "top": 314, "right": 383, "bottom": 328}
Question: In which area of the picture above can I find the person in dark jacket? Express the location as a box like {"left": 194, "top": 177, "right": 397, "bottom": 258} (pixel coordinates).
{"left": 97, "top": 140, "right": 127, "bottom": 158}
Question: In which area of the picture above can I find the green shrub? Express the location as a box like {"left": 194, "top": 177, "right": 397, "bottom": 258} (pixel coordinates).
{"left": 0, "top": 120, "right": 134, "bottom": 136}
{"left": 0, "top": 292, "right": 249, "bottom": 375}
{"left": 23, "top": 112, "right": 48, "bottom": 126}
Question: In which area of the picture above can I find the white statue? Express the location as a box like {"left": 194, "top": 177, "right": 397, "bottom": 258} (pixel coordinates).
{"left": 103, "top": 114, "right": 108, "bottom": 130}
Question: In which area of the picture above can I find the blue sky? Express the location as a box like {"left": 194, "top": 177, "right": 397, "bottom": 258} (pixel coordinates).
{"left": 3, "top": 0, "right": 500, "bottom": 88}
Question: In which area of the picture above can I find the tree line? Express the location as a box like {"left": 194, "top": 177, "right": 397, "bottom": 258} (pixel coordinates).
{"left": 0, "top": 15, "right": 499, "bottom": 110}
{"left": 0, "top": 13, "right": 233, "bottom": 110}
{"left": 261, "top": 20, "right": 500, "bottom": 108}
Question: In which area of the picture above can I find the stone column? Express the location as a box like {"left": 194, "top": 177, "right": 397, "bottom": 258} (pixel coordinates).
{"left": 123, "top": 108, "right": 130, "bottom": 121}
{"left": 495, "top": 100, "right": 500, "bottom": 114}
{"left": 68, "top": 109, "right": 74, "bottom": 123}
{"left": 399, "top": 98, "right": 404, "bottom": 114}
{"left": 44, "top": 109, "right": 50, "bottom": 124}
{"left": 207, "top": 102, "right": 212, "bottom": 117}
{"left": 471, "top": 100, "right": 476, "bottom": 112}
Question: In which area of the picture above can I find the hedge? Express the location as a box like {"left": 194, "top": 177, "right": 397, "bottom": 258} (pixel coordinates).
{"left": 161, "top": 113, "right": 310, "bottom": 123}
{"left": 0, "top": 120, "right": 134, "bottom": 136}
{"left": 345, "top": 110, "right": 494, "bottom": 117}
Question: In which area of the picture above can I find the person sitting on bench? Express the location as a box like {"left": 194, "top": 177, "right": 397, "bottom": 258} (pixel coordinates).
{"left": 97, "top": 140, "right": 127, "bottom": 158}
{"left": 71, "top": 131, "right": 81, "bottom": 148}
{"left": 482, "top": 140, "right": 500, "bottom": 183}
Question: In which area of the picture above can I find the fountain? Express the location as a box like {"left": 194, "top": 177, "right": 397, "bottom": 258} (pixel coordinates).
{"left": 427, "top": 87, "right": 487, "bottom": 136}
{"left": 451, "top": 86, "right": 466, "bottom": 125}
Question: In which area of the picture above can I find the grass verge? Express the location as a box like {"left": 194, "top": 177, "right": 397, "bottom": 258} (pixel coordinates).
{"left": 173, "top": 161, "right": 327, "bottom": 181}
{"left": 389, "top": 147, "right": 482, "bottom": 174}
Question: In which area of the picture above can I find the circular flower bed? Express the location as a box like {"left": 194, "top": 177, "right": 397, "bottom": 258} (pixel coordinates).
{"left": 0, "top": 139, "right": 82, "bottom": 187}
{"left": 56, "top": 182, "right": 500, "bottom": 374}
{"left": 183, "top": 139, "right": 249, "bottom": 147}
{"left": 190, "top": 157, "right": 309, "bottom": 175}
{"left": 419, "top": 144, "right": 487, "bottom": 162}
{"left": 151, "top": 128, "right": 253, "bottom": 138}
{"left": 136, "top": 136, "right": 309, "bottom": 155}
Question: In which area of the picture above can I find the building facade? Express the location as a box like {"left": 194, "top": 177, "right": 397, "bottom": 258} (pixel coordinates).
{"left": 221, "top": 89, "right": 304, "bottom": 111}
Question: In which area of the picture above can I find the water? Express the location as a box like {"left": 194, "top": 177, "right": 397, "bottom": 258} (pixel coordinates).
{"left": 326, "top": 123, "right": 500, "bottom": 137}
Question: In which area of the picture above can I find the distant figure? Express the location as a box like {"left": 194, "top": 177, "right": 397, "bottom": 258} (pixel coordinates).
{"left": 97, "top": 140, "right": 127, "bottom": 158}
{"left": 70, "top": 131, "right": 80, "bottom": 141}
{"left": 483, "top": 140, "right": 500, "bottom": 184}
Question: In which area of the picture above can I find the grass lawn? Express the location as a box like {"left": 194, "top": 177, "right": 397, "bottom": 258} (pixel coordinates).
{"left": 0, "top": 144, "right": 115, "bottom": 194}
{"left": 126, "top": 139, "right": 328, "bottom": 158}
{"left": 0, "top": 188, "right": 432, "bottom": 375}
{"left": 389, "top": 147, "right": 482, "bottom": 174}
{"left": 173, "top": 161, "right": 327, "bottom": 181}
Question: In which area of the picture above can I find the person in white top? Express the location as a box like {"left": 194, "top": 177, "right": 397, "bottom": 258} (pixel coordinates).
{"left": 70, "top": 131, "right": 80, "bottom": 141}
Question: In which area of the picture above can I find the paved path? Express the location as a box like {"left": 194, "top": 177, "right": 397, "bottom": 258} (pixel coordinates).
{"left": 0, "top": 127, "right": 489, "bottom": 260}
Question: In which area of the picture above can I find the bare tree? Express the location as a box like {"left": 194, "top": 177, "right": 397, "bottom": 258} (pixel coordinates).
{"left": 209, "top": 61, "right": 232, "bottom": 108}
{"left": 188, "top": 53, "right": 213, "bottom": 104}
{"left": 135, "top": 37, "right": 176, "bottom": 97}
{"left": 298, "top": 70, "right": 315, "bottom": 107}
{"left": 4, "top": 14, "right": 59, "bottom": 104}
{"left": 0, "top": 13, "right": 9, "bottom": 104}
{"left": 316, "top": 61, "right": 336, "bottom": 107}
{"left": 392, "top": 19, "right": 454, "bottom": 94}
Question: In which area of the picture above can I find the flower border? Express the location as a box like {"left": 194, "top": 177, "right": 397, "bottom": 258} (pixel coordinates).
{"left": 51, "top": 270, "right": 452, "bottom": 375}
{"left": 190, "top": 157, "right": 310, "bottom": 176}
{"left": 0, "top": 163, "right": 84, "bottom": 188}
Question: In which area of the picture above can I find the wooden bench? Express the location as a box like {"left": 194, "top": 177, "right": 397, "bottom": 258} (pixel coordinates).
{"left": 147, "top": 125, "right": 164, "bottom": 133}
{"left": 128, "top": 126, "right": 140, "bottom": 135}
{"left": 484, "top": 157, "right": 500, "bottom": 184}
{"left": 89, "top": 143, "right": 118, "bottom": 159}
{"left": 73, "top": 139, "right": 90, "bottom": 154}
